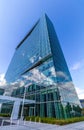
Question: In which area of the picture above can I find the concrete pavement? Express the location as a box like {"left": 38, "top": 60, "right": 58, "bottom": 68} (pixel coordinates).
{"left": 0, "top": 120, "right": 84, "bottom": 130}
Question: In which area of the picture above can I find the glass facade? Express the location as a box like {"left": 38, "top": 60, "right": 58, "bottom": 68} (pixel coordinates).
{"left": 5, "top": 14, "right": 81, "bottom": 119}
{"left": 80, "top": 99, "right": 84, "bottom": 108}
{"left": 0, "top": 88, "right": 4, "bottom": 95}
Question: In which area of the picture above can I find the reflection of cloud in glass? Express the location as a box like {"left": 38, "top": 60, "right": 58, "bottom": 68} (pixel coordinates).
{"left": 0, "top": 75, "right": 24, "bottom": 96}
{"left": 38, "top": 56, "right": 42, "bottom": 60}
{"left": 19, "top": 80, "right": 25, "bottom": 87}
{"left": 50, "top": 67, "right": 56, "bottom": 76}
{"left": 0, "top": 73, "right": 7, "bottom": 86}
{"left": 23, "top": 68, "right": 55, "bottom": 86}
{"left": 22, "top": 53, "right": 25, "bottom": 56}
{"left": 59, "top": 81, "right": 74, "bottom": 90}
{"left": 56, "top": 71, "right": 69, "bottom": 80}
{"left": 29, "top": 55, "right": 36, "bottom": 63}
{"left": 58, "top": 81, "right": 80, "bottom": 105}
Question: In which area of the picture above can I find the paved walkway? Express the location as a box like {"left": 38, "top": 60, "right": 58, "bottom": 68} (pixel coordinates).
{"left": 0, "top": 121, "right": 84, "bottom": 130}
{"left": 0, "top": 117, "right": 15, "bottom": 126}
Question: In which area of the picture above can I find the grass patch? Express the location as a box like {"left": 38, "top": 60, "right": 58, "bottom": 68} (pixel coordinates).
{"left": 25, "top": 116, "right": 84, "bottom": 125}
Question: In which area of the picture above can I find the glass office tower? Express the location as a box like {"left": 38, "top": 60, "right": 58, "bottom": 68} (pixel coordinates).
{"left": 5, "top": 14, "right": 81, "bottom": 119}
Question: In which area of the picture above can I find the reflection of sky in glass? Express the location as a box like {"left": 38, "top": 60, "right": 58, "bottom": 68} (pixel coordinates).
{"left": 4, "top": 14, "right": 81, "bottom": 107}
{"left": 5, "top": 16, "right": 51, "bottom": 82}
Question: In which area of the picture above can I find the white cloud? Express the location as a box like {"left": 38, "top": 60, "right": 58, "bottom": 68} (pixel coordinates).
{"left": 56, "top": 71, "right": 69, "bottom": 80}
{"left": 0, "top": 73, "right": 7, "bottom": 86}
{"left": 39, "top": 56, "right": 42, "bottom": 60}
{"left": 75, "top": 87, "right": 84, "bottom": 99}
{"left": 22, "top": 53, "right": 25, "bottom": 56}
{"left": 23, "top": 68, "right": 54, "bottom": 86}
{"left": 70, "top": 60, "right": 84, "bottom": 71}
{"left": 70, "top": 60, "right": 84, "bottom": 99}
{"left": 29, "top": 56, "right": 36, "bottom": 63}
{"left": 19, "top": 80, "right": 25, "bottom": 87}
{"left": 70, "top": 62, "right": 81, "bottom": 71}
{"left": 50, "top": 67, "right": 56, "bottom": 76}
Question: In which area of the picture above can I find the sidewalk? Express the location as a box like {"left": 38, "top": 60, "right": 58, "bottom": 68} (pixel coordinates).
{"left": 0, "top": 120, "right": 84, "bottom": 130}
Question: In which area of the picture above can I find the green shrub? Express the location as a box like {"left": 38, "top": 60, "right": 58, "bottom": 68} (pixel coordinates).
{"left": 25, "top": 116, "right": 84, "bottom": 125}
{"left": 0, "top": 113, "right": 10, "bottom": 117}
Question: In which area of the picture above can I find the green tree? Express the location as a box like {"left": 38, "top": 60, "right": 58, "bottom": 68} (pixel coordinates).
{"left": 73, "top": 105, "right": 82, "bottom": 117}
{"left": 65, "top": 102, "right": 72, "bottom": 118}
{"left": 81, "top": 108, "right": 84, "bottom": 116}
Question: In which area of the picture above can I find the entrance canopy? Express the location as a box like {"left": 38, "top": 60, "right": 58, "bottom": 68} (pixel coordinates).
{"left": 0, "top": 95, "right": 35, "bottom": 120}
{"left": 0, "top": 95, "right": 35, "bottom": 104}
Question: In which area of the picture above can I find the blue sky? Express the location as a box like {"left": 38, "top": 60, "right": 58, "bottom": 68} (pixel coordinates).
{"left": 0, "top": 0, "right": 84, "bottom": 99}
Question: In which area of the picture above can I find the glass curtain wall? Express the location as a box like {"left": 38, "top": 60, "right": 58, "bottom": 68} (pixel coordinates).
{"left": 5, "top": 14, "right": 81, "bottom": 119}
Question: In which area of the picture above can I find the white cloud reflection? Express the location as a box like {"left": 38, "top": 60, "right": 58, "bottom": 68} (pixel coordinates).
{"left": 23, "top": 68, "right": 54, "bottom": 86}
{"left": 0, "top": 73, "right": 7, "bottom": 86}
{"left": 29, "top": 55, "right": 36, "bottom": 63}
{"left": 56, "top": 71, "right": 69, "bottom": 80}
{"left": 50, "top": 67, "right": 56, "bottom": 76}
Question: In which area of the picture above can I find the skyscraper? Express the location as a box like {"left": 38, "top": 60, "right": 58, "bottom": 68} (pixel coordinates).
{"left": 5, "top": 14, "right": 81, "bottom": 119}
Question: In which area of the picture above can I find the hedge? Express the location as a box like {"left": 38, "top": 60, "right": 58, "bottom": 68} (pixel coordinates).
{"left": 25, "top": 116, "right": 84, "bottom": 125}
{"left": 0, "top": 113, "right": 10, "bottom": 117}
